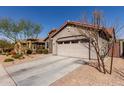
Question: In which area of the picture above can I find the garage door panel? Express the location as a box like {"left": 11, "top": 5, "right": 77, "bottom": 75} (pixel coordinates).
{"left": 90, "top": 47, "right": 97, "bottom": 59}
{"left": 57, "top": 43, "right": 89, "bottom": 58}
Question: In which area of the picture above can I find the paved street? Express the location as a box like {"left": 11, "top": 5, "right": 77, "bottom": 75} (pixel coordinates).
{"left": 4, "top": 55, "right": 85, "bottom": 86}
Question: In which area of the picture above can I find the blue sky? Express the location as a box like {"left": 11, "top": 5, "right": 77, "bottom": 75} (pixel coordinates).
{"left": 0, "top": 6, "right": 124, "bottom": 39}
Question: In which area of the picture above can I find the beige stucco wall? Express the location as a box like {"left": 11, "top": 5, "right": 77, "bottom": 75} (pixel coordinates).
{"left": 45, "top": 38, "right": 53, "bottom": 53}
{"left": 52, "top": 25, "right": 84, "bottom": 55}
{"left": 52, "top": 25, "right": 108, "bottom": 59}
{"left": 98, "top": 36, "right": 109, "bottom": 57}
{"left": 120, "top": 40, "right": 124, "bottom": 56}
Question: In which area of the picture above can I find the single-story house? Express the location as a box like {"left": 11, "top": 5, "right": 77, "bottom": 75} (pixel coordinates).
{"left": 15, "top": 38, "right": 45, "bottom": 54}
{"left": 45, "top": 21, "right": 114, "bottom": 59}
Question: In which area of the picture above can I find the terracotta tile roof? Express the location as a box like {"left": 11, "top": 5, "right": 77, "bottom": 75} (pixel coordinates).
{"left": 20, "top": 38, "right": 45, "bottom": 43}
{"left": 44, "top": 29, "right": 57, "bottom": 41}
{"left": 37, "top": 38, "right": 45, "bottom": 42}
{"left": 48, "top": 29, "right": 57, "bottom": 35}
{"left": 106, "top": 28, "right": 114, "bottom": 37}
{"left": 27, "top": 38, "right": 38, "bottom": 41}
{"left": 51, "top": 21, "right": 114, "bottom": 38}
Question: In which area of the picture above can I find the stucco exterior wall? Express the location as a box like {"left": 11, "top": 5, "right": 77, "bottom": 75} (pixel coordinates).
{"left": 45, "top": 34, "right": 54, "bottom": 53}
{"left": 52, "top": 25, "right": 84, "bottom": 54}
{"left": 98, "top": 36, "right": 109, "bottom": 57}
{"left": 52, "top": 25, "right": 108, "bottom": 59}
{"left": 120, "top": 41, "right": 123, "bottom": 56}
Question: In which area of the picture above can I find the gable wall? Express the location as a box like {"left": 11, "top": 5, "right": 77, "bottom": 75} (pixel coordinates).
{"left": 52, "top": 25, "right": 86, "bottom": 55}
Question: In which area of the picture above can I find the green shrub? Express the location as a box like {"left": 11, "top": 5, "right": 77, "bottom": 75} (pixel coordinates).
{"left": 36, "top": 49, "right": 42, "bottom": 54}
{"left": 4, "top": 58, "right": 14, "bottom": 62}
{"left": 27, "top": 49, "right": 32, "bottom": 54}
{"left": 41, "top": 46, "right": 45, "bottom": 49}
{"left": 36, "top": 46, "right": 46, "bottom": 54}
{"left": 12, "top": 53, "right": 23, "bottom": 59}
{"left": 42, "top": 49, "right": 48, "bottom": 54}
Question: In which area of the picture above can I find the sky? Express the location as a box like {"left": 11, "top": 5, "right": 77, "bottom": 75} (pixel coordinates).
{"left": 0, "top": 6, "right": 124, "bottom": 39}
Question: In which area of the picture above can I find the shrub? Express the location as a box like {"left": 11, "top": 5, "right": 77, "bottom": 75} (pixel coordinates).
{"left": 4, "top": 48, "right": 13, "bottom": 53}
{"left": 36, "top": 46, "right": 46, "bottom": 54}
{"left": 42, "top": 49, "right": 48, "bottom": 54}
{"left": 41, "top": 45, "right": 45, "bottom": 49}
{"left": 12, "top": 53, "right": 23, "bottom": 59}
{"left": 27, "top": 49, "right": 32, "bottom": 54}
{"left": 4, "top": 58, "right": 14, "bottom": 62}
{"left": 36, "top": 49, "right": 42, "bottom": 54}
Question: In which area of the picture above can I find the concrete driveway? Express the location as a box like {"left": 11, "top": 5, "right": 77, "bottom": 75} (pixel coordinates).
{"left": 0, "top": 64, "right": 15, "bottom": 86}
{"left": 6, "top": 55, "right": 85, "bottom": 86}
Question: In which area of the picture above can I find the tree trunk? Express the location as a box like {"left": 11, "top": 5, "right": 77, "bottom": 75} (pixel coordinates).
{"left": 110, "top": 42, "right": 114, "bottom": 74}
{"left": 93, "top": 43, "right": 106, "bottom": 74}
{"left": 95, "top": 47, "right": 101, "bottom": 71}
{"left": 99, "top": 55, "right": 106, "bottom": 74}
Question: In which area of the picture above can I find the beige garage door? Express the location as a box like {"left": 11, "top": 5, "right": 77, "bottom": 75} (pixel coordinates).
{"left": 57, "top": 39, "right": 89, "bottom": 59}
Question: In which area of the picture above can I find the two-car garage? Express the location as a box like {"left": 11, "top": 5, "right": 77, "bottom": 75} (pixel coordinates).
{"left": 56, "top": 37, "right": 90, "bottom": 59}
{"left": 51, "top": 22, "right": 97, "bottom": 59}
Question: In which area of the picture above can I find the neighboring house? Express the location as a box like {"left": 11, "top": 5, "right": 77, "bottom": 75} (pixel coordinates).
{"left": 45, "top": 21, "right": 114, "bottom": 59}
{"left": 15, "top": 38, "right": 45, "bottom": 54}
{"left": 44, "top": 29, "right": 57, "bottom": 53}
{"left": 108, "top": 39, "right": 124, "bottom": 57}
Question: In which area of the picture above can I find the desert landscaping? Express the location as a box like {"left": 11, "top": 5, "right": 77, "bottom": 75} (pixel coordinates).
{"left": 0, "top": 6, "right": 124, "bottom": 86}
{"left": 51, "top": 57, "right": 124, "bottom": 86}
{"left": 0, "top": 54, "right": 48, "bottom": 67}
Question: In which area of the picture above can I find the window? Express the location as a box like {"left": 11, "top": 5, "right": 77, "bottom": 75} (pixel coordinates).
{"left": 71, "top": 40, "right": 79, "bottom": 43}
{"left": 58, "top": 42, "right": 63, "bottom": 44}
{"left": 64, "top": 41, "right": 70, "bottom": 44}
{"left": 80, "top": 39, "right": 89, "bottom": 43}
{"left": 99, "top": 31, "right": 109, "bottom": 41}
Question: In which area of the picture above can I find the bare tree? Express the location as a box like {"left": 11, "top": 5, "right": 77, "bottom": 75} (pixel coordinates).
{"left": 77, "top": 10, "right": 119, "bottom": 74}
{"left": 109, "top": 18, "right": 124, "bottom": 74}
